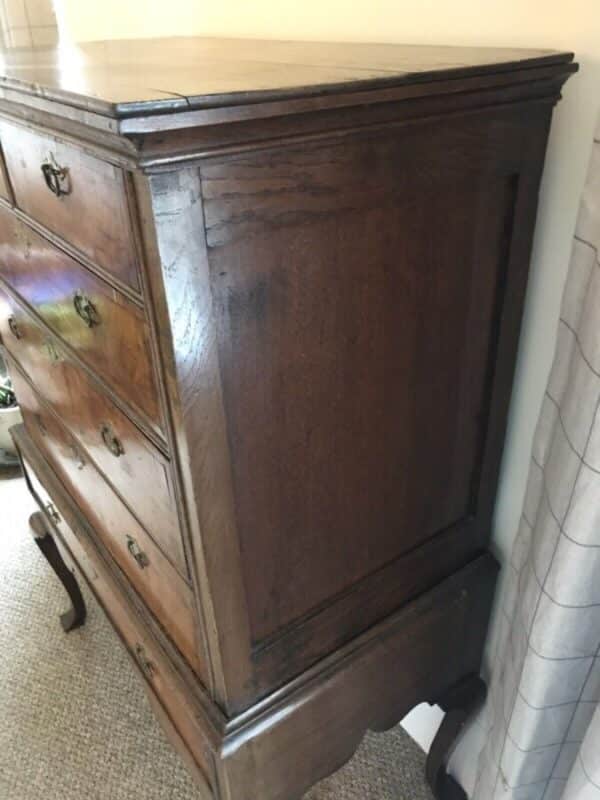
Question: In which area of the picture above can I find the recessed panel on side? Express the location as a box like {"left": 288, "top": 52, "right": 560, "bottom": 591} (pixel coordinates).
{"left": 202, "top": 118, "right": 517, "bottom": 645}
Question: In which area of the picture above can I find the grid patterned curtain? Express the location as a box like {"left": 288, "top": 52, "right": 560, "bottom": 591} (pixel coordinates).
{"left": 451, "top": 118, "right": 600, "bottom": 799}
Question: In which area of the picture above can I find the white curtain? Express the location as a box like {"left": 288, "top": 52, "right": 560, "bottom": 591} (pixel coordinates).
{"left": 451, "top": 118, "right": 600, "bottom": 799}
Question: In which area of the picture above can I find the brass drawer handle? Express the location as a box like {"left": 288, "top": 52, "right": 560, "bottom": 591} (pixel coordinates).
{"left": 44, "top": 338, "right": 61, "bottom": 363}
{"left": 44, "top": 502, "right": 60, "bottom": 525}
{"left": 100, "top": 423, "right": 124, "bottom": 457}
{"left": 126, "top": 535, "right": 149, "bottom": 569}
{"left": 8, "top": 315, "right": 22, "bottom": 339}
{"left": 69, "top": 444, "right": 85, "bottom": 470}
{"left": 134, "top": 644, "right": 155, "bottom": 680}
{"left": 73, "top": 290, "right": 99, "bottom": 328}
{"left": 41, "top": 153, "right": 70, "bottom": 197}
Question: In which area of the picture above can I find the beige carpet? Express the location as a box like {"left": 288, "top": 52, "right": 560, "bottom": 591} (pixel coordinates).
{"left": 0, "top": 471, "right": 434, "bottom": 800}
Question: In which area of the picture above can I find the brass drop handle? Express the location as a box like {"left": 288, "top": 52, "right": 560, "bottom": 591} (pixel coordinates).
{"left": 7, "top": 315, "right": 21, "bottom": 339}
{"left": 134, "top": 644, "right": 155, "bottom": 680}
{"left": 126, "top": 535, "right": 149, "bottom": 569}
{"left": 70, "top": 444, "right": 85, "bottom": 470}
{"left": 44, "top": 502, "right": 60, "bottom": 525}
{"left": 73, "top": 290, "right": 99, "bottom": 328}
{"left": 41, "top": 153, "right": 70, "bottom": 197}
{"left": 100, "top": 423, "right": 124, "bottom": 457}
{"left": 44, "top": 338, "right": 61, "bottom": 363}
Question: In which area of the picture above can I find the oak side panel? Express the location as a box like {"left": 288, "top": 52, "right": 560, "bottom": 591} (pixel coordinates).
{"left": 135, "top": 97, "right": 561, "bottom": 713}
{"left": 199, "top": 109, "right": 533, "bottom": 646}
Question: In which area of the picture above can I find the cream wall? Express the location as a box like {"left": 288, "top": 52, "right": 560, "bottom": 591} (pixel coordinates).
{"left": 56, "top": 0, "right": 600, "bottom": 751}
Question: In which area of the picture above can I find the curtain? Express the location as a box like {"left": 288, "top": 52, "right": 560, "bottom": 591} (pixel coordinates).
{"left": 450, "top": 118, "right": 600, "bottom": 799}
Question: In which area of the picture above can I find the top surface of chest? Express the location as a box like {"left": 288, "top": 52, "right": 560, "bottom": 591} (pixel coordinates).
{"left": 0, "top": 37, "right": 574, "bottom": 119}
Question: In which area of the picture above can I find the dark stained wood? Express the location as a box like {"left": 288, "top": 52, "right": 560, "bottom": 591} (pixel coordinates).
{"left": 426, "top": 675, "right": 488, "bottom": 800}
{"left": 15, "top": 422, "right": 497, "bottom": 800}
{"left": 3, "top": 40, "right": 577, "bottom": 800}
{"left": 138, "top": 167, "right": 254, "bottom": 712}
{"left": 141, "top": 94, "right": 559, "bottom": 713}
{"left": 15, "top": 428, "right": 218, "bottom": 791}
{"left": 217, "top": 553, "right": 498, "bottom": 800}
{"left": 134, "top": 66, "right": 571, "bottom": 167}
{"left": 0, "top": 38, "right": 574, "bottom": 122}
{"left": 0, "top": 283, "right": 164, "bottom": 450}
{"left": 28, "top": 509, "right": 87, "bottom": 632}
{"left": 204, "top": 120, "right": 513, "bottom": 643}
{"left": 0, "top": 206, "right": 162, "bottom": 428}
{"left": 12, "top": 371, "right": 202, "bottom": 675}
{"left": 16, "top": 425, "right": 216, "bottom": 721}
{"left": 0, "top": 120, "right": 140, "bottom": 288}
{"left": 0, "top": 338, "right": 188, "bottom": 577}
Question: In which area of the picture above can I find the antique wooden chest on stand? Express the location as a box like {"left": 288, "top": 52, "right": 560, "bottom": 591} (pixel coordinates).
{"left": 0, "top": 37, "right": 576, "bottom": 799}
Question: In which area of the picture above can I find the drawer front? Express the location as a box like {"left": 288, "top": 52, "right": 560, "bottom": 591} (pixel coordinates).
{"left": 0, "top": 121, "right": 140, "bottom": 290}
{"left": 13, "top": 372, "right": 200, "bottom": 674}
{"left": 0, "top": 207, "right": 161, "bottom": 428}
{"left": 18, "top": 449, "right": 213, "bottom": 792}
{"left": 1, "top": 317, "right": 185, "bottom": 576}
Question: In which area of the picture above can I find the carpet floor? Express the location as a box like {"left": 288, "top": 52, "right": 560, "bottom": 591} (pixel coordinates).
{"left": 0, "top": 471, "right": 434, "bottom": 800}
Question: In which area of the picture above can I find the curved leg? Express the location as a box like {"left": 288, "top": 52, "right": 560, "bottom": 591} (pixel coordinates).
{"left": 426, "top": 674, "right": 487, "bottom": 800}
{"left": 29, "top": 511, "right": 86, "bottom": 632}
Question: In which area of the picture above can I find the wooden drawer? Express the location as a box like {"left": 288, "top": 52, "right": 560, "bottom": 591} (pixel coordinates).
{"left": 13, "top": 372, "right": 201, "bottom": 675}
{"left": 0, "top": 316, "right": 185, "bottom": 576}
{"left": 0, "top": 120, "right": 140, "bottom": 290}
{"left": 17, "top": 443, "right": 213, "bottom": 796}
{"left": 0, "top": 206, "right": 161, "bottom": 428}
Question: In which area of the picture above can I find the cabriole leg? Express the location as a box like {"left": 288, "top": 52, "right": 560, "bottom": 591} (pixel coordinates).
{"left": 426, "top": 674, "right": 487, "bottom": 799}
{"left": 29, "top": 510, "right": 86, "bottom": 632}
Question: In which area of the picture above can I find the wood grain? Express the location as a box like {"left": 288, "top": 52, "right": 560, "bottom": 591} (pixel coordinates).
{"left": 203, "top": 122, "right": 511, "bottom": 642}
{"left": 15, "top": 420, "right": 497, "bottom": 800}
{"left": 135, "top": 86, "right": 568, "bottom": 714}
{"left": 12, "top": 370, "right": 202, "bottom": 675}
{"left": 0, "top": 120, "right": 140, "bottom": 288}
{"left": 0, "top": 204, "right": 161, "bottom": 428}
{"left": 16, "top": 437, "right": 215, "bottom": 789}
{"left": 2, "top": 39, "right": 577, "bottom": 800}
{"left": 1, "top": 310, "right": 185, "bottom": 575}
{"left": 138, "top": 167, "right": 254, "bottom": 711}
{"left": 0, "top": 38, "right": 574, "bottom": 120}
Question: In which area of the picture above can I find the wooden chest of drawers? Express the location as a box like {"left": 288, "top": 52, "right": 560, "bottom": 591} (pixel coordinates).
{"left": 0, "top": 38, "right": 576, "bottom": 800}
